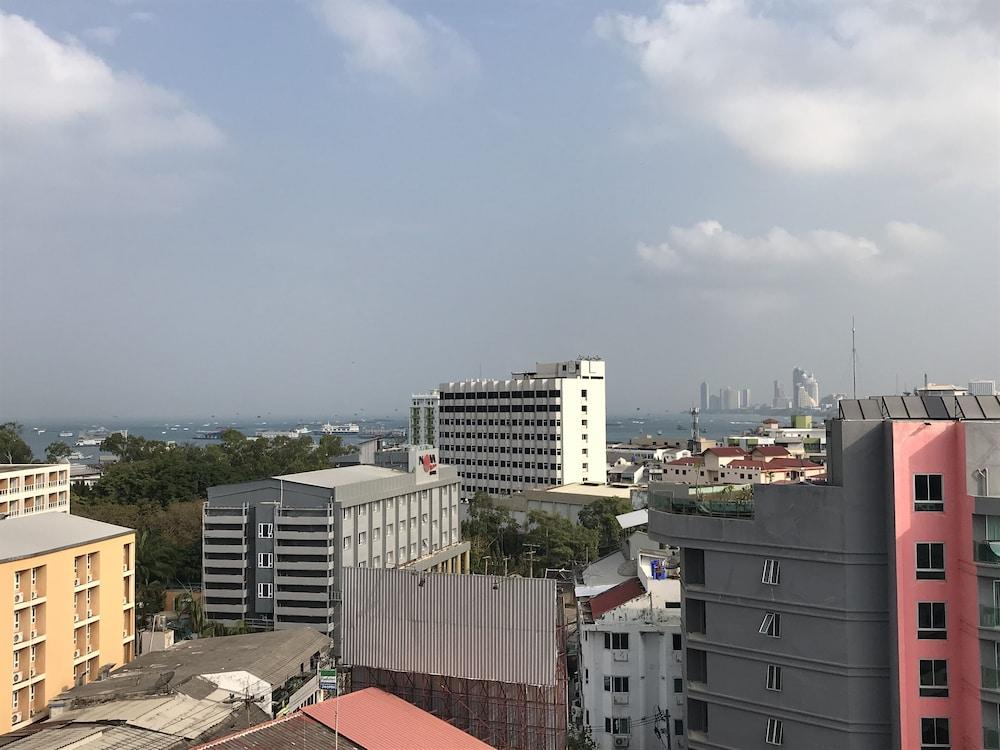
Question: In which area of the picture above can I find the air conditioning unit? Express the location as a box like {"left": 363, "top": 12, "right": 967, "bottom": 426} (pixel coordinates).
{"left": 13, "top": 633, "right": 22, "bottom": 644}
{"left": 13, "top": 593, "right": 23, "bottom": 604}
{"left": 12, "top": 672, "right": 21, "bottom": 684}
{"left": 613, "top": 737, "right": 630, "bottom": 748}
{"left": 74, "top": 650, "right": 80, "bottom": 658}
{"left": 613, "top": 694, "right": 629, "bottom": 705}
{"left": 11, "top": 713, "right": 21, "bottom": 725}
{"left": 674, "top": 651, "right": 682, "bottom": 663}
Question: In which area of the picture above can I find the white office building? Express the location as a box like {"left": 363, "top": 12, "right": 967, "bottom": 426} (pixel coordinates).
{"left": 970, "top": 379, "right": 997, "bottom": 396}
{"left": 577, "top": 538, "right": 684, "bottom": 750}
{"left": 436, "top": 358, "right": 607, "bottom": 499}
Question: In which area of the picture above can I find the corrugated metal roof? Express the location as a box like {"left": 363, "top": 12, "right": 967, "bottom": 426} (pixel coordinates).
{"left": 59, "top": 693, "right": 234, "bottom": 739}
{"left": 193, "top": 714, "right": 362, "bottom": 750}
{"left": 588, "top": 577, "right": 646, "bottom": 619}
{"left": 2, "top": 725, "right": 178, "bottom": 750}
{"left": 304, "top": 688, "right": 495, "bottom": 750}
{"left": 615, "top": 509, "right": 648, "bottom": 530}
{"left": 342, "top": 567, "right": 558, "bottom": 686}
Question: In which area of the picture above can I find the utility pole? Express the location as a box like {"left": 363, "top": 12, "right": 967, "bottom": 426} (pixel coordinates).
{"left": 483, "top": 556, "right": 491, "bottom": 576}
{"left": 851, "top": 316, "right": 858, "bottom": 399}
{"left": 524, "top": 544, "right": 540, "bottom": 578}
{"left": 502, "top": 556, "right": 510, "bottom": 576}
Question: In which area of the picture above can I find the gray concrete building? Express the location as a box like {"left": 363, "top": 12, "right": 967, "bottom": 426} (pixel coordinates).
{"left": 202, "top": 448, "right": 470, "bottom": 638}
{"left": 648, "top": 394, "right": 1000, "bottom": 750}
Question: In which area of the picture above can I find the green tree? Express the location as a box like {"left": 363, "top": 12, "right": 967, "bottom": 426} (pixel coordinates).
{"left": 578, "top": 497, "right": 634, "bottom": 555}
{"left": 0, "top": 423, "right": 33, "bottom": 463}
{"left": 567, "top": 725, "right": 598, "bottom": 750}
{"left": 175, "top": 589, "right": 206, "bottom": 634}
{"left": 524, "top": 511, "right": 598, "bottom": 574}
{"left": 45, "top": 441, "right": 73, "bottom": 463}
{"left": 462, "top": 492, "right": 524, "bottom": 573}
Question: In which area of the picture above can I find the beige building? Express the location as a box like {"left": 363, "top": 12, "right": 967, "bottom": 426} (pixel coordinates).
{"left": 0, "top": 464, "right": 70, "bottom": 518}
{"left": 0, "top": 513, "right": 135, "bottom": 734}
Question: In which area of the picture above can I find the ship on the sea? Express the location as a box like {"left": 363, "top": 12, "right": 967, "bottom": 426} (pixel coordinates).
{"left": 321, "top": 422, "right": 360, "bottom": 435}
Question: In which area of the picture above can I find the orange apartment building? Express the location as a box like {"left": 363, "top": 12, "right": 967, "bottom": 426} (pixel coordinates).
{"left": 0, "top": 512, "right": 135, "bottom": 734}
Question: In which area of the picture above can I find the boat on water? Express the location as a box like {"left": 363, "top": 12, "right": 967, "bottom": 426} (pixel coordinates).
{"left": 67, "top": 451, "right": 88, "bottom": 461}
{"left": 321, "top": 423, "right": 360, "bottom": 435}
{"left": 294, "top": 426, "right": 312, "bottom": 435}
{"left": 631, "top": 419, "right": 645, "bottom": 425}
{"left": 75, "top": 437, "right": 103, "bottom": 446}
{"left": 59, "top": 431, "right": 74, "bottom": 438}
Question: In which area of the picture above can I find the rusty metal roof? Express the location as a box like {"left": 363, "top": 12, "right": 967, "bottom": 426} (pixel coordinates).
{"left": 588, "top": 577, "right": 646, "bottom": 619}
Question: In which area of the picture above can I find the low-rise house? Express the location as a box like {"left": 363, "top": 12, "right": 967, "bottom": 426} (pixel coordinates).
{"left": 661, "top": 448, "right": 824, "bottom": 485}
{"left": 495, "top": 482, "right": 634, "bottom": 525}
{"left": 0, "top": 630, "right": 332, "bottom": 749}
{"left": 191, "top": 687, "right": 494, "bottom": 749}
{"left": 576, "top": 538, "right": 684, "bottom": 750}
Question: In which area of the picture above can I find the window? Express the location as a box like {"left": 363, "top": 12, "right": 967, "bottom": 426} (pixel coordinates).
{"left": 672, "top": 633, "right": 682, "bottom": 650}
{"left": 603, "top": 676, "right": 629, "bottom": 692}
{"left": 674, "top": 719, "right": 684, "bottom": 736}
{"left": 919, "top": 660, "right": 948, "bottom": 697}
{"left": 920, "top": 718, "right": 949, "bottom": 748}
{"left": 918, "top": 602, "right": 947, "bottom": 639}
{"left": 257, "top": 523, "right": 273, "bottom": 538}
{"left": 759, "top": 612, "right": 781, "bottom": 638}
{"left": 604, "top": 718, "right": 630, "bottom": 735}
{"left": 914, "top": 474, "right": 944, "bottom": 511}
{"left": 257, "top": 553, "right": 272, "bottom": 568}
{"left": 765, "top": 718, "right": 783, "bottom": 745}
{"left": 673, "top": 677, "right": 683, "bottom": 693}
{"left": 766, "top": 664, "right": 782, "bottom": 691}
{"left": 257, "top": 583, "right": 272, "bottom": 598}
{"left": 762, "top": 559, "right": 781, "bottom": 585}
{"left": 916, "top": 543, "right": 945, "bottom": 579}
{"left": 358, "top": 532, "right": 366, "bottom": 545}
{"left": 604, "top": 632, "right": 629, "bottom": 649}
{"left": 343, "top": 536, "right": 352, "bottom": 549}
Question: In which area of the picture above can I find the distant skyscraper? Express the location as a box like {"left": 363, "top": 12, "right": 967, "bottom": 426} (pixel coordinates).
{"left": 709, "top": 394, "right": 721, "bottom": 411}
{"left": 700, "top": 381, "right": 710, "bottom": 412}
{"left": 772, "top": 380, "right": 791, "bottom": 409}
{"left": 738, "top": 388, "right": 751, "bottom": 409}
{"left": 792, "top": 367, "right": 819, "bottom": 409}
{"left": 722, "top": 387, "right": 738, "bottom": 411}
{"left": 970, "top": 379, "right": 997, "bottom": 396}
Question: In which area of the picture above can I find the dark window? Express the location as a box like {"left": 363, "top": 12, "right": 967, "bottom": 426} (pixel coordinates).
{"left": 673, "top": 677, "right": 683, "bottom": 693}
{"left": 918, "top": 602, "right": 947, "bottom": 639}
{"left": 685, "top": 548, "right": 705, "bottom": 585}
{"left": 919, "top": 660, "right": 948, "bottom": 697}
{"left": 759, "top": 612, "right": 781, "bottom": 638}
{"left": 672, "top": 633, "right": 682, "bottom": 650}
{"left": 674, "top": 719, "right": 684, "bottom": 736}
{"left": 914, "top": 474, "right": 944, "bottom": 511}
{"left": 688, "top": 699, "right": 708, "bottom": 733}
{"left": 686, "top": 599, "right": 706, "bottom": 634}
{"left": 687, "top": 648, "right": 707, "bottom": 682}
{"left": 605, "top": 632, "right": 628, "bottom": 649}
{"left": 766, "top": 664, "right": 782, "bottom": 691}
{"left": 920, "top": 717, "right": 949, "bottom": 748}
{"left": 916, "top": 543, "right": 945, "bottom": 579}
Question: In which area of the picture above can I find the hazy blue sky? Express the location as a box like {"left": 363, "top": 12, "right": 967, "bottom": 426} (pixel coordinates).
{"left": 1, "top": 0, "right": 998, "bottom": 419}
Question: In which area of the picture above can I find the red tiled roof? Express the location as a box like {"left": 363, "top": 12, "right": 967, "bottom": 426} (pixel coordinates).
{"left": 705, "top": 447, "right": 745, "bottom": 456}
{"left": 751, "top": 446, "right": 790, "bottom": 457}
{"left": 588, "top": 577, "right": 646, "bottom": 619}
{"left": 668, "top": 457, "right": 700, "bottom": 466}
{"left": 303, "top": 688, "right": 494, "bottom": 750}
{"left": 765, "top": 458, "right": 823, "bottom": 470}
{"left": 725, "top": 459, "right": 767, "bottom": 469}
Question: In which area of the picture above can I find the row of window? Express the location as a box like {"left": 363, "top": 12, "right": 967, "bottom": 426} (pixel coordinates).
{"left": 440, "top": 404, "right": 561, "bottom": 413}
{"left": 441, "top": 418, "right": 562, "bottom": 427}
{"left": 441, "top": 390, "right": 562, "bottom": 399}
{"left": 441, "top": 441, "right": 561, "bottom": 451}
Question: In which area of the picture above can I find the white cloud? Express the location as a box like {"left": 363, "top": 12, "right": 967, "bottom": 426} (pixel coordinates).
{"left": 636, "top": 220, "right": 947, "bottom": 287}
{"left": 316, "top": 0, "right": 478, "bottom": 93}
{"left": 82, "top": 25, "right": 120, "bottom": 46}
{"left": 597, "top": 0, "right": 1000, "bottom": 187}
{"left": 0, "top": 13, "right": 222, "bottom": 154}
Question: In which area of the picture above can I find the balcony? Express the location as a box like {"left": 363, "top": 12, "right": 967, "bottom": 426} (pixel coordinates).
{"left": 984, "top": 665, "right": 1000, "bottom": 691}
{"left": 986, "top": 728, "right": 1000, "bottom": 750}
{"left": 982, "top": 606, "right": 1000, "bottom": 629}
{"left": 974, "top": 542, "right": 1000, "bottom": 565}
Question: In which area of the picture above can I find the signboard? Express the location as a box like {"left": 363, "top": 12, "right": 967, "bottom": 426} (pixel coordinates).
{"left": 319, "top": 668, "right": 338, "bottom": 693}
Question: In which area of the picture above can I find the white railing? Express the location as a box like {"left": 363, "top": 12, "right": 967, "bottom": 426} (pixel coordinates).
{"left": 4, "top": 501, "right": 69, "bottom": 518}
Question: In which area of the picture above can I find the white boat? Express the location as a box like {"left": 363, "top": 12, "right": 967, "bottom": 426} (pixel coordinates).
{"left": 294, "top": 426, "right": 312, "bottom": 435}
{"left": 59, "top": 431, "right": 74, "bottom": 438}
{"left": 321, "top": 422, "right": 360, "bottom": 435}
{"left": 67, "top": 451, "right": 87, "bottom": 461}
{"left": 75, "top": 437, "right": 103, "bottom": 446}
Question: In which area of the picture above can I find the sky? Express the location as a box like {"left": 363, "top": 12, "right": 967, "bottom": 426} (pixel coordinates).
{"left": 1, "top": 0, "right": 998, "bottom": 420}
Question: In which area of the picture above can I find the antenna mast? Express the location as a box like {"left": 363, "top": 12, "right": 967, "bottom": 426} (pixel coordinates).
{"left": 851, "top": 316, "right": 857, "bottom": 399}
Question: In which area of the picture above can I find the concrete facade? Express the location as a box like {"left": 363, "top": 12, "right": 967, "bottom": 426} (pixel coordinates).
{"left": 0, "top": 465, "right": 70, "bottom": 518}
{"left": 409, "top": 392, "right": 439, "bottom": 447}
{"left": 0, "top": 513, "right": 135, "bottom": 734}
{"left": 202, "top": 450, "right": 470, "bottom": 639}
{"left": 649, "top": 394, "right": 1000, "bottom": 750}
{"left": 437, "top": 358, "right": 607, "bottom": 499}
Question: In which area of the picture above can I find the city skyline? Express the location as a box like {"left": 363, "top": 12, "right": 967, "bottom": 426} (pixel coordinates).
{"left": 2, "top": 1, "right": 998, "bottom": 420}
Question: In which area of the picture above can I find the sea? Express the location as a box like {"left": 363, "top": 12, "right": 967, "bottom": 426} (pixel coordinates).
{"left": 17, "top": 412, "right": 787, "bottom": 463}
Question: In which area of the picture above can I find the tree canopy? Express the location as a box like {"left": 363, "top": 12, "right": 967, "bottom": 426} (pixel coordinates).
{"left": 0, "top": 423, "right": 33, "bottom": 463}
{"left": 577, "top": 496, "right": 634, "bottom": 555}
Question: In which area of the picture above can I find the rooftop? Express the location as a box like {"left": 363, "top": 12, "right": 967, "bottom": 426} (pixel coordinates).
{"left": 274, "top": 465, "right": 402, "bottom": 488}
{"left": 589, "top": 577, "right": 646, "bottom": 619}
{"left": 0, "top": 513, "right": 132, "bottom": 563}
{"left": 0, "top": 464, "right": 61, "bottom": 474}
{"left": 193, "top": 713, "right": 362, "bottom": 750}
{"left": 839, "top": 394, "right": 1000, "bottom": 421}
{"left": 303, "top": 688, "right": 495, "bottom": 750}
{"left": 543, "top": 482, "right": 633, "bottom": 498}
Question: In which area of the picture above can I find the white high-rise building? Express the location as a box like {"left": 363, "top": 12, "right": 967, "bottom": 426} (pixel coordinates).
{"left": 437, "top": 358, "right": 607, "bottom": 499}
{"left": 409, "top": 391, "right": 439, "bottom": 447}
